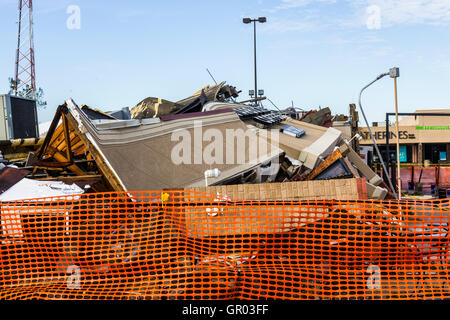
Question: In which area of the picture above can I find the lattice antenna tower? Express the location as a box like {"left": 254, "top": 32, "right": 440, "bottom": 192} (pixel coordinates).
{"left": 13, "top": 0, "right": 36, "bottom": 99}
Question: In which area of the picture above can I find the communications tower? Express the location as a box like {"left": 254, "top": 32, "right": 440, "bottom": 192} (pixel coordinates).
{"left": 13, "top": 0, "right": 36, "bottom": 99}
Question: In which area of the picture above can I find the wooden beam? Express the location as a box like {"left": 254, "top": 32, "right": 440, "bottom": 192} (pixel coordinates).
{"left": 65, "top": 112, "right": 125, "bottom": 192}
{"left": 238, "top": 96, "right": 267, "bottom": 104}
{"left": 52, "top": 151, "right": 86, "bottom": 176}
{"left": 35, "top": 104, "right": 65, "bottom": 160}
{"left": 3, "top": 153, "right": 29, "bottom": 161}
{"left": 62, "top": 113, "right": 73, "bottom": 163}
{"left": 37, "top": 175, "right": 103, "bottom": 182}
{"left": 306, "top": 149, "right": 344, "bottom": 181}
{"left": 34, "top": 167, "right": 64, "bottom": 172}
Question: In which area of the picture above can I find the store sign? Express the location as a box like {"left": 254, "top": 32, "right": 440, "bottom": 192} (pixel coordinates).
{"left": 416, "top": 126, "right": 450, "bottom": 130}
{"left": 360, "top": 130, "right": 416, "bottom": 141}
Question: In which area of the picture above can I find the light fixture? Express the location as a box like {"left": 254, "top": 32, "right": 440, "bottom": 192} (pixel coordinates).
{"left": 204, "top": 169, "right": 222, "bottom": 187}
{"left": 348, "top": 133, "right": 363, "bottom": 144}
{"left": 358, "top": 67, "right": 401, "bottom": 200}
{"left": 389, "top": 67, "right": 400, "bottom": 78}
{"left": 242, "top": 17, "right": 268, "bottom": 106}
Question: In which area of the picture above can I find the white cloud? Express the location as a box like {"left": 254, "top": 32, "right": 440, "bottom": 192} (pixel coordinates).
{"left": 259, "top": 16, "right": 323, "bottom": 33}
{"left": 358, "top": 0, "right": 450, "bottom": 26}
{"left": 276, "top": 0, "right": 337, "bottom": 10}
{"left": 266, "top": 0, "right": 450, "bottom": 30}
{"left": 264, "top": 0, "right": 337, "bottom": 13}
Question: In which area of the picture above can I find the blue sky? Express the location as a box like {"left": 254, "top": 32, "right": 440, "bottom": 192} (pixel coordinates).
{"left": 1, "top": 0, "right": 450, "bottom": 124}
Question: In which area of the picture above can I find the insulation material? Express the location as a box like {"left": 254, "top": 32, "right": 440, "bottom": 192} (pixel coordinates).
{"left": 131, "top": 97, "right": 182, "bottom": 119}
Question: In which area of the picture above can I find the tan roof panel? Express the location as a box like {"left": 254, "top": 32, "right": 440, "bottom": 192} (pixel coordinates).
{"left": 67, "top": 100, "right": 282, "bottom": 191}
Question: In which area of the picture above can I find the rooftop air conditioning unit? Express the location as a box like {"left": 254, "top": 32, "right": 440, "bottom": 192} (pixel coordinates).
{"left": 0, "top": 94, "right": 39, "bottom": 140}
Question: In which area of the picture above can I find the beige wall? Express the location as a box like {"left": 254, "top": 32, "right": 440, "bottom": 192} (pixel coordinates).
{"left": 332, "top": 121, "right": 352, "bottom": 140}
{"left": 359, "top": 110, "right": 450, "bottom": 145}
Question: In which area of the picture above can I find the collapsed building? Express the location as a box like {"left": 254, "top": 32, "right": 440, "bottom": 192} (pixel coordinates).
{"left": 0, "top": 82, "right": 389, "bottom": 201}
{"left": 4, "top": 83, "right": 448, "bottom": 302}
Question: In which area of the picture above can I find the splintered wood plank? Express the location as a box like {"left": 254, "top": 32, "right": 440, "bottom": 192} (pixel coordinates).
{"left": 306, "top": 149, "right": 344, "bottom": 181}
{"left": 64, "top": 112, "right": 124, "bottom": 192}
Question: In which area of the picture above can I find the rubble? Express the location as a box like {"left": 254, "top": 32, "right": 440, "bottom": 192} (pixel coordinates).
{"left": 0, "top": 82, "right": 390, "bottom": 201}
{"left": 187, "top": 178, "right": 368, "bottom": 201}
{"left": 0, "top": 178, "right": 84, "bottom": 202}
{"left": 299, "top": 107, "right": 333, "bottom": 127}
{"left": 131, "top": 97, "right": 183, "bottom": 119}
{"left": 1, "top": 81, "right": 431, "bottom": 303}
{"left": 131, "top": 82, "right": 241, "bottom": 120}
{"left": 0, "top": 167, "right": 85, "bottom": 202}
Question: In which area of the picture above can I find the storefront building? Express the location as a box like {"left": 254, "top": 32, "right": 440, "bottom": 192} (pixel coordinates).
{"left": 359, "top": 109, "right": 450, "bottom": 165}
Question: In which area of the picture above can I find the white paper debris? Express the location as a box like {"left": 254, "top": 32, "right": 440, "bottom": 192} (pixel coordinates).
{"left": 0, "top": 179, "right": 85, "bottom": 202}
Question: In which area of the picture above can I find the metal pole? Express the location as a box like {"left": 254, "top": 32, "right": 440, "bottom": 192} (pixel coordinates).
{"left": 253, "top": 20, "right": 258, "bottom": 107}
{"left": 29, "top": 0, "right": 36, "bottom": 99}
{"left": 358, "top": 73, "right": 398, "bottom": 200}
{"left": 385, "top": 113, "right": 390, "bottom": 176}
{"left": 206, "top": 68, "right": 218, "bottom": 85}
{"left": 394, "top": 77, "right": 401, "bottom": 199}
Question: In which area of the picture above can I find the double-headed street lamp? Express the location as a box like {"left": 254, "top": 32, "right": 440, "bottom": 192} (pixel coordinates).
{"left": 243, "top": 17, "right": 267, "bottom": 106}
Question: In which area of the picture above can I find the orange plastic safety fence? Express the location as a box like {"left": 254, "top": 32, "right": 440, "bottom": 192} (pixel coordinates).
{"left": 0, "top": 191, "right": 449, "bottom": 300}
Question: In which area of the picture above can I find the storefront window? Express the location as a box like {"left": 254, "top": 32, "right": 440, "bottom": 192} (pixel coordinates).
{"left": 373, "top": 145, "right": 412, "bottom": 163}
{"left": 424, "top": 144, "right": 447, "bottom": 164}
{"left": 399, "top": 146, "right": 408, "bottom": 163}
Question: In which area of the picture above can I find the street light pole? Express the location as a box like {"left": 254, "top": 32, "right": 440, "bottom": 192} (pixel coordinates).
{"left": 391, "top": 68, "right": 401, "bottom": 199}
{"left": 243, "top": 17, "right": 266, "bottom": 106}
{"left": 253, "top": 20, "right": 258, "bottom": 107}
{"left": 358, "top": 69, "right": 400, "bottom": 200}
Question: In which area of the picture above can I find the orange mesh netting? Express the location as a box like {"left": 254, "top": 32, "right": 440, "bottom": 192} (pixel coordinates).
{"left": 0, "top": 191, "right": 449, "bottom": 300}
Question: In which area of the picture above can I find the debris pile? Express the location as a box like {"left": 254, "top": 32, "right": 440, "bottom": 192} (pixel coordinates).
{"left": 0, "top": 82, "right": 389, "bottom": 201}
{"left": 3, "top": 82, "right": 446, "bottom": 302}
